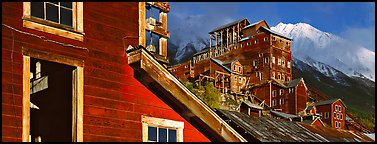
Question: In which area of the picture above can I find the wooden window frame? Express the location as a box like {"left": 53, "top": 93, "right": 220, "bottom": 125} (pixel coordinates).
{"left": 325, "top": 112, "right": 329, "bottom": 119}
{"left": 142, "top": 115, "right": 184, "bottom": 142}
{"left": 279, "top": 89, "right": 284, "bottom": 96}
{"left": 23, "top": 2, "right": 84, "bottom": 41}
{"left": 22, "top": 48, "right": 84, "bottom": 142}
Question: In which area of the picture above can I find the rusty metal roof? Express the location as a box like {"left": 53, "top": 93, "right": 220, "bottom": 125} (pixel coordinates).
{"left": 215, "top": 109, "right": 328, "bottom": 142}
{"left": 210, "top": 58, "right": 232, "bottom": 73}
{"left": 270, "top": 110, "right": 297, "bottom": 119}
{"left": 287, "top": 78, "right": 303, "bottom": 88}
{"left": 260, "top": 26, "right": 292, "bottom": 40}
{"left": 241, "top": 101, "right": 263, "bottom": 110}
{"left": 315, "top": 98, "right": 347, "bottom": 108}
{"left": 215, "top": 109, "right": 374, "bottom": 142}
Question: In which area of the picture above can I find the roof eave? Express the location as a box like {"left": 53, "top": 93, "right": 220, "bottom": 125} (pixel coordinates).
{"left": 126, "top": 47, "right": 247, "bottom": 142}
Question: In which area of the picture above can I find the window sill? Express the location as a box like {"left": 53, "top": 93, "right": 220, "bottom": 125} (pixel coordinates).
{"left": 22, "top": 18, "right": 84, "bottom": 41}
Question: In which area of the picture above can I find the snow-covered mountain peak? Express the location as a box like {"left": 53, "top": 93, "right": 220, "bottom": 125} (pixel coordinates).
{"left": 272, "top": 23, "right": 375, "bottom": 82}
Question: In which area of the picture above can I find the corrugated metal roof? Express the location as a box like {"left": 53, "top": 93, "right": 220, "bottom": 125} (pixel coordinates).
{"left": 242, "top": 20, "right": 266, "bottom": 30}
{"left": 270, "top": 110, "right": 297, "bottom": 119}
{"left": 260, "top": 26, "right": 293, "bottom": 40}
{"left": 315, "top": 99, "right": 340, "bottom": 107}
{"left": 242, "top": 101, "right": 263, "bottom": 110}
{"left": 215, "top": 109, "right": 374, "bottom": 142}
{"left": 239, "top": 36, "right": 251, "bottom": 42}
{"left": 209, "top": 18, "right": 249, "bottom": 34}
{"left": 216, "top": 109, "right": 328, "bottom": 142}
{"left": 287, "top": 78, "right": 303, "bottom": 88}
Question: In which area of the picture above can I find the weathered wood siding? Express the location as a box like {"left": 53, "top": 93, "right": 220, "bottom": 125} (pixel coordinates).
{"left": 2, "top": 2, "right": 209, "bottom": 142}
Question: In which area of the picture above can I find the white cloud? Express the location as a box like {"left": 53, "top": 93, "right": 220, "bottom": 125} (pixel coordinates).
{"left": 340, "top": 26, "right": 375, "bottom": 52}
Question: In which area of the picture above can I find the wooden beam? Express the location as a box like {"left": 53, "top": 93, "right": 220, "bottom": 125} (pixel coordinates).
{"left": 129, "top": 49, "right": 246, "bottom": 142}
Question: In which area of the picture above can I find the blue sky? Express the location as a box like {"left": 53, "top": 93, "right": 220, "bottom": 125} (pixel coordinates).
{"left": 168, "top": 2, "right": 375, "bottom": 52}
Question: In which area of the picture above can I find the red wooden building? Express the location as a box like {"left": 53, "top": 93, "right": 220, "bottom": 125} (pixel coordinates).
{"left": 168, "top": 19, "right": 309, "bottom": 115}
{"left": 2, "top": 2, "right": 246, "bottom": 142}
{"left": 315, "top": 99, "right": 346, "bottom": 129}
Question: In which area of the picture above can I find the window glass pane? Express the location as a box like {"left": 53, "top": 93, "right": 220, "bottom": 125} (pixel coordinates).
{"left": 148, "top": 126, "right": 157, "bottom": 142}
{"left": 31, "top": 2, "right": 44, "bottom": 19}
{"left": 168, "top": 129, "right": 177, "bottom": 142}
{"left": 46, "top": 3, "right": 59, "bottom": 23}
{"left": 158, "top": 128, "right": 167, "bottom": 142}
{"left": 60, "top": 8, "right": 72, "bottom": 26}
{"left": 60, "top": 2, "right": 72, "bottom": 9}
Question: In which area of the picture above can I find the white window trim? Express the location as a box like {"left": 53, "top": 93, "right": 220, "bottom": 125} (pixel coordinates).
{"left": 325, "top": 112, "right": 329, "bottom": 119}
{"left": 142, "top": 115, "right": 184, "bottom": 142}
{"left": 23, "top": 2, "right": 84, "bottom": 41}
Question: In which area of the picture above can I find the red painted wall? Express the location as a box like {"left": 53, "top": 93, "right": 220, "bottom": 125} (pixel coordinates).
{"left": 315, "top": 100, "right": 345, "bottom": 129}
{"left": 296, "top": 81, "right": 308, "bottom": 114}
{"left": 316, "top": 105, "right": 332, "bottom": 128}
{"left": 332, "top": 100, "right": 346, "bottom": 129}
{"left": 169, "top": 60, "right": 191, "bottom": 80}
{"left": 2, "top": 2, "right": 209, "bottom": 142}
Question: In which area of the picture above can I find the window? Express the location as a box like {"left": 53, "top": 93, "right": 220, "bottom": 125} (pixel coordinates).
{"left": 264, "top": 57, "right": 269, "bottom": 64}
{"left": 247, "top": 42, "right": 250, "bottom": 46}
{"left": 253, "top": 60, "right": 257, "bottom": 67}
{"left": 335, "top": 121, "right": 338, "bottom": 128}
{"left": 334, "top": 112, "right": 337, "bottom": 119}
{"left": 335, "top": 105, "right": 338, "bottom": 112}
{"left": 238, "top": 67, "right": 241, "bottom": 72}
{"left": 287, "top": 61, "right": 291, "bottom": 68}
{"left": 239, "top": 77, "right": 242, "bottom": 83}
{"left": 184, "top": 65, "right": 188, "bottom": 69}
{"left": 241, "top": 44, "right": 243, "bottom": 47}
{"left": 259, "top": 72, "right": 263, "bottom": 81}
{"left": 255, "top": 39, "right": 259, "bottom": 44}
{"left": 278, "top": 58, "right": 281, "bottom": 65}
{"left": 272, "top": 90, "right": 276, "bottom": 97}
{"left": 280, "top": 39, "right": 283, "bottom": 43}
{"left": 234, "top": 76, "right": 237, "bottom": 82}
{"left": 282, "top": 60, "right": 285, "bottom": 67}
{"left": 279, "top": 98, "right": 284, "bottom": 105}
{"left": 258, "top": 53, "right": 263, "bottom": 57}
{"left": 339, "top": 122, "right": 341, "bottom": 128}
{"left": 233, "top": 65, "right": 236, "bottom": 70}
{"left": 278, "top": 73, "right": 281, "bottom": 80}
{"left": 23, "top": 52, "right": 84, "bottom": 142}
{"left": 325, "top": 112, "right": 329, "bottom": 119}
{"left": 272, "top": 100, "right": 276, "bottom": 106}
{"left": 280, "top": 89, "right": 284, "bottom": 95}
{"left": 264, "top": 37, "right": 268, "bottom": 41}
{"left": 337, "top": 113, "right": 339, "bottom": 119}
{"left": 23, "top": 2, "right": 84, "bottom": 41}
{"left": 287, "top": 77, "right": 291, "bottom": 81}
{"left": 272, "top": 57, "right": 275, "bottom": 64}
{"left": 272, "top": 72, "right": 275, "bottom": 79}
{"left": 142, "top": 116, "right": 184, "bottom": 142}
{"left": 273, "top": 37, "right": 276, "bottom": 41}
{"left": 339, "top": 106, "right": 342, "bottom": 112}
{"left": 288, "top": 88, "right": 291, "bottom": 93}
{"left": 340, "top": 114, "right": 343, "bottom": 120}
